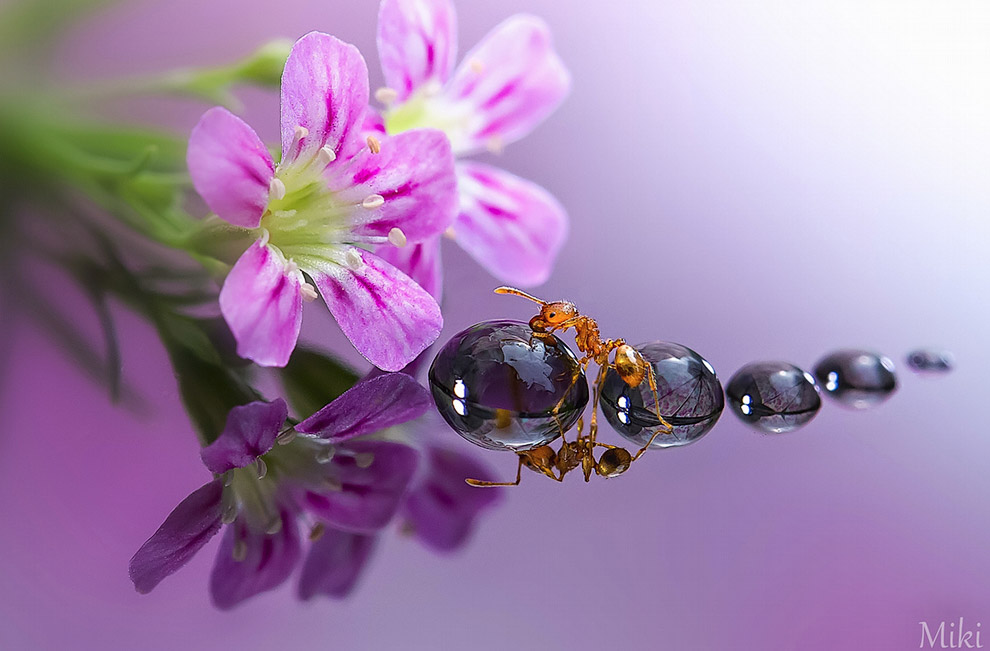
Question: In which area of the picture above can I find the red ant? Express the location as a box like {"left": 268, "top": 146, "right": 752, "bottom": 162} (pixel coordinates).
{"left": 467, "top": 287, "right": 675, "bottom": 486}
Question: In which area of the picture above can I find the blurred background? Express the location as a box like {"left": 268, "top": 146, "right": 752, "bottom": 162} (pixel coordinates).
{"left": 2, "top": 0, "right": 989, "bottom": 649}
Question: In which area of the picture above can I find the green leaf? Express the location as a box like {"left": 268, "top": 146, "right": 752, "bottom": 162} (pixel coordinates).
{"left": 279, "top": 347, "right": 360, "bottom": 419}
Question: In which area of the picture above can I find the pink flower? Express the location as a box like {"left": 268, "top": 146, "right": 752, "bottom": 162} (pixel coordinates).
{"left": 372, "top": 0, "right": 571, "bottom": 296}
{"left": 187, "top": 31, "right": 458, "bottom": 370}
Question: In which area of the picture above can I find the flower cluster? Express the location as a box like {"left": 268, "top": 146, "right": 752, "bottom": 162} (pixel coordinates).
{"left": 121, "top": 0, "right": 568, "bottom": 609}
{"left": 130, "top": 373, "right": 500, "bottom": 607}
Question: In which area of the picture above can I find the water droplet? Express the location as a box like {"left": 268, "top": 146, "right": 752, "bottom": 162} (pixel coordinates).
{"left": 906, "top": 348, "right": 954, "bottom": 374}
{"left": 813, "top": 349, "right": 897, "bottom": 409}
{"left": 429, "top": 320, "right": 589, "bottom": 451}
{"left": 600, "top": 341, "right": 724, "bottom": 448}
{"left": 725, "top": 362, "right": 822, "bottom": 433}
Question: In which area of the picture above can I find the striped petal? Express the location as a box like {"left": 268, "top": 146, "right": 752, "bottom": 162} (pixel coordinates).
{"left": 377, "top": 0, "right": 458, "bottom": 101}
{"left": 453, "top": 162, "right": 567, "bottom": 286}
{"left": 187, "top": 107, "right": 274, "bottom": 228}
{"left": 280, "top": 32, "right": 369, "bottom": 164}
{"left": 309, "top": 249, "right": 442, "bottom": 372}
{"left": 219, "top": 240, "right": 303, "bottom": 368}
{"left": 437, "top": 15, "right": 570, "bottom": 155}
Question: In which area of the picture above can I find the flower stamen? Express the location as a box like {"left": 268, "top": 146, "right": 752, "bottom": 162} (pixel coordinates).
{"left": 317, "top": 145, "right": 337, "bottom": 166}
{"left": 374, "top": 87, "right": 398, "bottom": 106}
{"left": 366, "top": 135, "right": 381, "bottom": 154}
{"left": 232, "top": 539, "right": 248, "bottom": 562}
{"left": 269, "top": 178, "right": 286, "bottom": 201}
{"left": 362, "top": 194, "right": 385, "bottom": 209}
{"left": 300, "top": 283, "right": 318, "bottom": 302}
{"left": 344, "top": 249, "right": 365, "bottom": 271}
{"left": 316, "top": 444, "right": 337, "bottom": 464}
{"left": 308, "top": 522, "right": 326, "bottom": 541}
{"left": 387, "top": 227, "right": 407, "bottom": 248}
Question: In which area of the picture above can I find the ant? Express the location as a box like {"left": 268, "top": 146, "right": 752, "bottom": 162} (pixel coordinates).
{"left": 466, "top": 287, "right": 675, "bottom": 487}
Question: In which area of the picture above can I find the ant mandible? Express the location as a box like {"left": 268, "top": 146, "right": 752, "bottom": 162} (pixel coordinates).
{"left": 466, "top": 287, "right": 676, "bottom": 487}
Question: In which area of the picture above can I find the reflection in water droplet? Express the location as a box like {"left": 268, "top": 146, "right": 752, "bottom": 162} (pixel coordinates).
{"left": 429, "top": 320, "right": 589, "bottom": 451}
{"left": 725, "top": 362, "right": 821, "bottom": 433}
{"left": 600, "top": 341, "right": 723, "bottom": 449}
{"left": 813, "top": 349, "right": 897, "bottom": 409}
{"left": 906, "top": 348, "right": 954, "bottom": 374}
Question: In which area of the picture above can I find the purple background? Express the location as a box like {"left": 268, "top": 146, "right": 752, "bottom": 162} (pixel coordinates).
{"left": 3, "top": 1, "right": 989, "bottom": 649}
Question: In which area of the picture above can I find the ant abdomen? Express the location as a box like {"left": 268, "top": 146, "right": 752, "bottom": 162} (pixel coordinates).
{"left": 596, "top": 447, "right": 632, "bottom": 478}
{"left": 614, "top": 344, "right": 648, "bottom": 387}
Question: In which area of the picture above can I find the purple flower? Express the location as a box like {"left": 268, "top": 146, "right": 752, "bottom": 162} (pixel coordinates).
{"left": 401, "top": 444, "right": 502, "bottom": 552}
{"left": 187, "top": 31, "right": 458, "bottom": 369}
{"left": 129, "top": 373, "right": 428, "bottom": 609}
{"left": 297, "top": 417, "right": 503, "bottom": 602}
{"left": 372, "top": 0, "right": 571, "bottom": 294}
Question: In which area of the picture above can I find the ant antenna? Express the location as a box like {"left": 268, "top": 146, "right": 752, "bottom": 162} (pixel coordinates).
{"left": 494, "top": 286, "right": 546, "bottom": 304}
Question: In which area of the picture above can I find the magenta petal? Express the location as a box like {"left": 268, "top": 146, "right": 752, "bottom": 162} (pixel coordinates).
{"left": 375, "top": 236, "right": 443, "bottom": 302}
{"left": 218, "top": 241, "right": 303, "bottom": 368}
{"left": 200, "top": 399, "right": 288, "bottom": 474}
{"left": 209, "top": 511, "right": 301, "bottom": 610}
{"left": 377, "top": 0, "right": 458, "bottom": 101}
{"left": 303, "top": 440, "right": 418, "bottom": 533}
{"left": 403, "top": 445, "right": 502, "bottom": 552}
{"left": 297, "top": 529, "right": 377, "bottom": 600}
{"left": 280, "top": 32, "right": 369, "bottom": 163}
{"left": 311, "top": 250, "right": 442, "bottom": 372}
{"left": 296, "top": 373, "right": 430, "bottom": 442}
{"left": 441, "top": 15, "right": 570, "bottom": 155}
{"left": 329, "top": 129, "right": 457, "bottom": 242}
{"left": 129, "top": 480, "right": 223, "bottom": 594}
{"left": 187, "top": 107, "right": 274, "bottom": 228}
{"left": 454, "top": 162, "right": 568, "bottom": 286}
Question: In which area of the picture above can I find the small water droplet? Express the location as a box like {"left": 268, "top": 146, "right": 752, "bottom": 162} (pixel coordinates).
{"left": 813, "top": 349, "right": 897, "bottom": 409}
{"left": 906, "top": 348, "right": 954, "bottom": 374}
{"left": 726, "top": 362, "right": 821, "bottom": 433}
{"left": 600, "top": 341, "right": 724, "bottom": 449}
{"left": 429, "top": 320, "right": 589, "bottom": 451}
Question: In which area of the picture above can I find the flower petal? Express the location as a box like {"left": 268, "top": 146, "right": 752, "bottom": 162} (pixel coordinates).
{"left": 209, "top": 511, "right": 301, "bottom": 610}
{"left": 309, "top": 250, "right": 442, "bottom": 372}
{"left": 375, "top": 236, "right": 443, "bottom": 302}
{"left": 327, "top": 129, "right": 457, "bottom": 243}
{"left": 297, "top": 529, "right": 377, "bottom": 600}
{"left": 187, "top": 107, "right": 274, "bottom": 228}
{"left": 453, "top": 162, "right": 568, "bottom": 286}
{"left": 296, "top": 373, "right": 430, "bottom": 442}
{"left": 129, "top": 480, "right": 223, "bottom": 594}
{"left": 437, "top": 15, "right": 570, "bottom": 155}
{"left": 402, "top": 445, "right": 502, "bottom": 552}
{"left": 377, "top": 0, "right": 458, "bottom": 101}
{"left": 218, "top": 241, "right": 303, "bottom": 368}
{"left": 302, "top": 440, "right": 418, "bottom": 532}
{"left": 280, "top": 32, "right": 369, "bottom": 163}
{"left": 200, "top": 399, "right": 289, "bottom": 474}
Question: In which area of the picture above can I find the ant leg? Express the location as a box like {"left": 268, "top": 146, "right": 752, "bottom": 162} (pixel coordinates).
{"left": 588, "top": 363, "right": 609, "bottom": 447}
{"left": 630, "top": 428, "right": 666, "bottom": 462}
{"left": 644, "top": 362, "right": 675, "bottom": 435}
{"left": 466, "top": 456, "right": 523, "bottom": 487}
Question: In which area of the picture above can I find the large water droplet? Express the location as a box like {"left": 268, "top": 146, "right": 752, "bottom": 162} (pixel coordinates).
{"left": 813, "top": 349, "right": 897, "bottom": 409}
{"left": 725, "top": 362, "right": 821, "bottom": 433}
{"left": 906, "top": 348, "right": 954, "bottom": 374}
{"left": 600, "top": 341, "right": 723, "bottom": 449}
{"left": 429, "top": 320, "right": 589, "bottom": 451}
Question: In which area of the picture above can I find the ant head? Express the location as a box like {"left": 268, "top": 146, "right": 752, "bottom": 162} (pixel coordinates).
{"left": 539, "top": 301, "right": 577, "bottom": 326}
{"left": 596, "top": 447, "right": 632, "bottom": 478}
{"left": 614, "top": 344, "right": 648, "bottom": 387}
{"left": 521, "top": 446, "right": 558, "bottom": 480}
{"left": 495, "top": 286, "right": 577, "bottom": 327}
